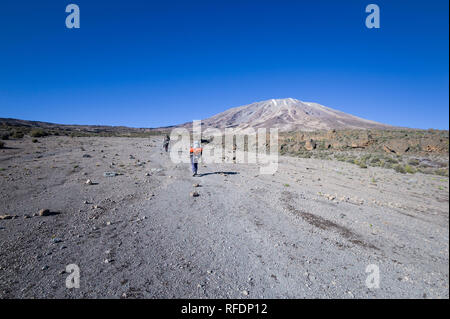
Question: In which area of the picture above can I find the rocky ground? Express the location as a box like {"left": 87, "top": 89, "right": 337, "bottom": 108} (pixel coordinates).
{"left": 0, "top": 136, "right": 448, "bottom": 298}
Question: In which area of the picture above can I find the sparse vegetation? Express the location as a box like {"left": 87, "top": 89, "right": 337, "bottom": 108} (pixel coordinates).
{"left": 12, "top": 130, "right": 24, "bottom": 139}
{"left": 276, "top": 129, "right": 448, "bottom": 176}
{"left": 408, "top": 158, "right": 420, "bottom": 166}
{"left": 0, "top": 141, "right": 4, "bottom": 148}
{"left": 393, "top": 164, "right": 407, "bottom": 174}
{"left": 404, "top": 165, "right": 416, "bottom": 174}
{"left": 434, "top": 169, "right": 449, "bottom": 177}
{"left": 30, "top": 129, "right": 48, "bottom": 138}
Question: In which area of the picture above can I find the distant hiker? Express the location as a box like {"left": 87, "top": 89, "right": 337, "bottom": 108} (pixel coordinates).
{"left": 190, "top": 141, "right": 203, "bottom": 177}
{"left": 163, "top": 135, "right": 170, "bottom": 152}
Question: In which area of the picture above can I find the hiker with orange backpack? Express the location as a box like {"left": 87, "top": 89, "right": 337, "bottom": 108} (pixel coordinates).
{"left": 190, "top": 141, "right": 203, "bottom": 177}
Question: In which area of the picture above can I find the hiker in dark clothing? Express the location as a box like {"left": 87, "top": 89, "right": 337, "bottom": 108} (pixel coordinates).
{"left": 163, "top": 135, "right": 170, "bottom": 152}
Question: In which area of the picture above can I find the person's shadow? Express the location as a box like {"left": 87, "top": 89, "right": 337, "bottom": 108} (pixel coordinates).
{"left": 197, "top": 171, "right": 239, "bottom": 177}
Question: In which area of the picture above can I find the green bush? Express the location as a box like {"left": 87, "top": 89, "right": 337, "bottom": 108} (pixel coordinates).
{"left": 1, "top": 133, "right": 9, "bottom": 140}
{"left": 32, "top": 138, "right": 39, "bottom": 143}
{"left": 408, "top": 158, "right": 420, "bottom": 166}
{"left": 393, "top": 164, "right": 406, "bottom": 174}
{"left": 0, "top": 141, "right": 4, "bottom": 148}
{"left": 404, "top": 165, "right": 416, "bottom": 174}
{"left": 12, "top": 131, "right": 24, "bottom": 139}
{"left": 361, "top": 154, "right": 372, "bottom": 162}
{"left": 434, "top": 169, "right": 449, "bottom": 177}
{"left": 296, "top": 151, "right": 312, "bottom": 158}
{"left": 370, "top": 156, "right": 382, "bottom": 166}
{"left": 30, "top": 129, "right": 48, "bottom": 138}
{"left": 358, "top": 160, "right": 368, "bottom": 168}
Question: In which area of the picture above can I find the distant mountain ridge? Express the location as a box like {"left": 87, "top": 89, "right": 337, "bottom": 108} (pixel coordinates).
{"left": 0, "top": 117, "right": 155, "bottom": 136}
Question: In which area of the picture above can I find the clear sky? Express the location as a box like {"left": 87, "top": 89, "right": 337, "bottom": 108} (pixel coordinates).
{"left": 0, "top": 0, "right": 448, "bottom": 129}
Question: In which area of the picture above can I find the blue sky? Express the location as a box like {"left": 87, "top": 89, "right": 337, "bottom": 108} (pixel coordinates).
{"left": 0, "top": 0, "right": 448, "bottom": 129}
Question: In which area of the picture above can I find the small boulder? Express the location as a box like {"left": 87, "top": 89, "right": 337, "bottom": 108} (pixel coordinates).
{"left": 103, "top": 172, "right": 118, "bottom": 177}
{"left": 38, "top": 209, "right": 51, "bottom": 217}
{"left": 305, "top": 139, "right": 316, "bottom": 151}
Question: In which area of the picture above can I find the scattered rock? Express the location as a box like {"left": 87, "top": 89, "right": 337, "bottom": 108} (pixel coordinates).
{"left": 38, "top": 209, "right": 51, "bottom": 217}
{"left": 305, "top": 139, "right": 317, "bottom": 151}
{"left": 82, "top": 154, "right": 91, "bottom": 158}
{"left": 192, "top": 183, "right": 200, "bottom": 187}
{"left": 85, "top": 179, "right": 93, "bottom": 185}
{"left": 242, "top": 290, "right": 249, "bottom": 296}
{"left": 383, "top": 145, "right": 396, "bottom": 154}
{"left": 190, "top": 191, "right": 200, "bottom": 197}
{"left": 103, "top": 172, "right": 118, "bottom": 177}
{"left": 0, "top": 215, "right": 14, "bottom": 220}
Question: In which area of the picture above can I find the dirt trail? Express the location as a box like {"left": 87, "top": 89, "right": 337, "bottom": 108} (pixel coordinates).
{"left": 0, "top": 136, "right": 448, "bottom": 298}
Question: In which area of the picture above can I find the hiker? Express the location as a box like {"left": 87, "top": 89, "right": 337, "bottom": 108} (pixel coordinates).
{"left": 163, "top": 135, "right": 170, "bottom": 152}
{"left": 190, "top": 141, "right": 203, "bottom": 177}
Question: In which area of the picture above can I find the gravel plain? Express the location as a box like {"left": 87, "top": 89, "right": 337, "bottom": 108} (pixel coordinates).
{"left": 0, "top": 136, "right": 448, "bottom": 298}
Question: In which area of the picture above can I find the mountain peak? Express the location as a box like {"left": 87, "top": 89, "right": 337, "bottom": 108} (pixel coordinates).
{"left": 195, "top": 98, "right": 392, "bottom": 132}
{"left": 255, "top": 98, "right": 302, "bottom": 106}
